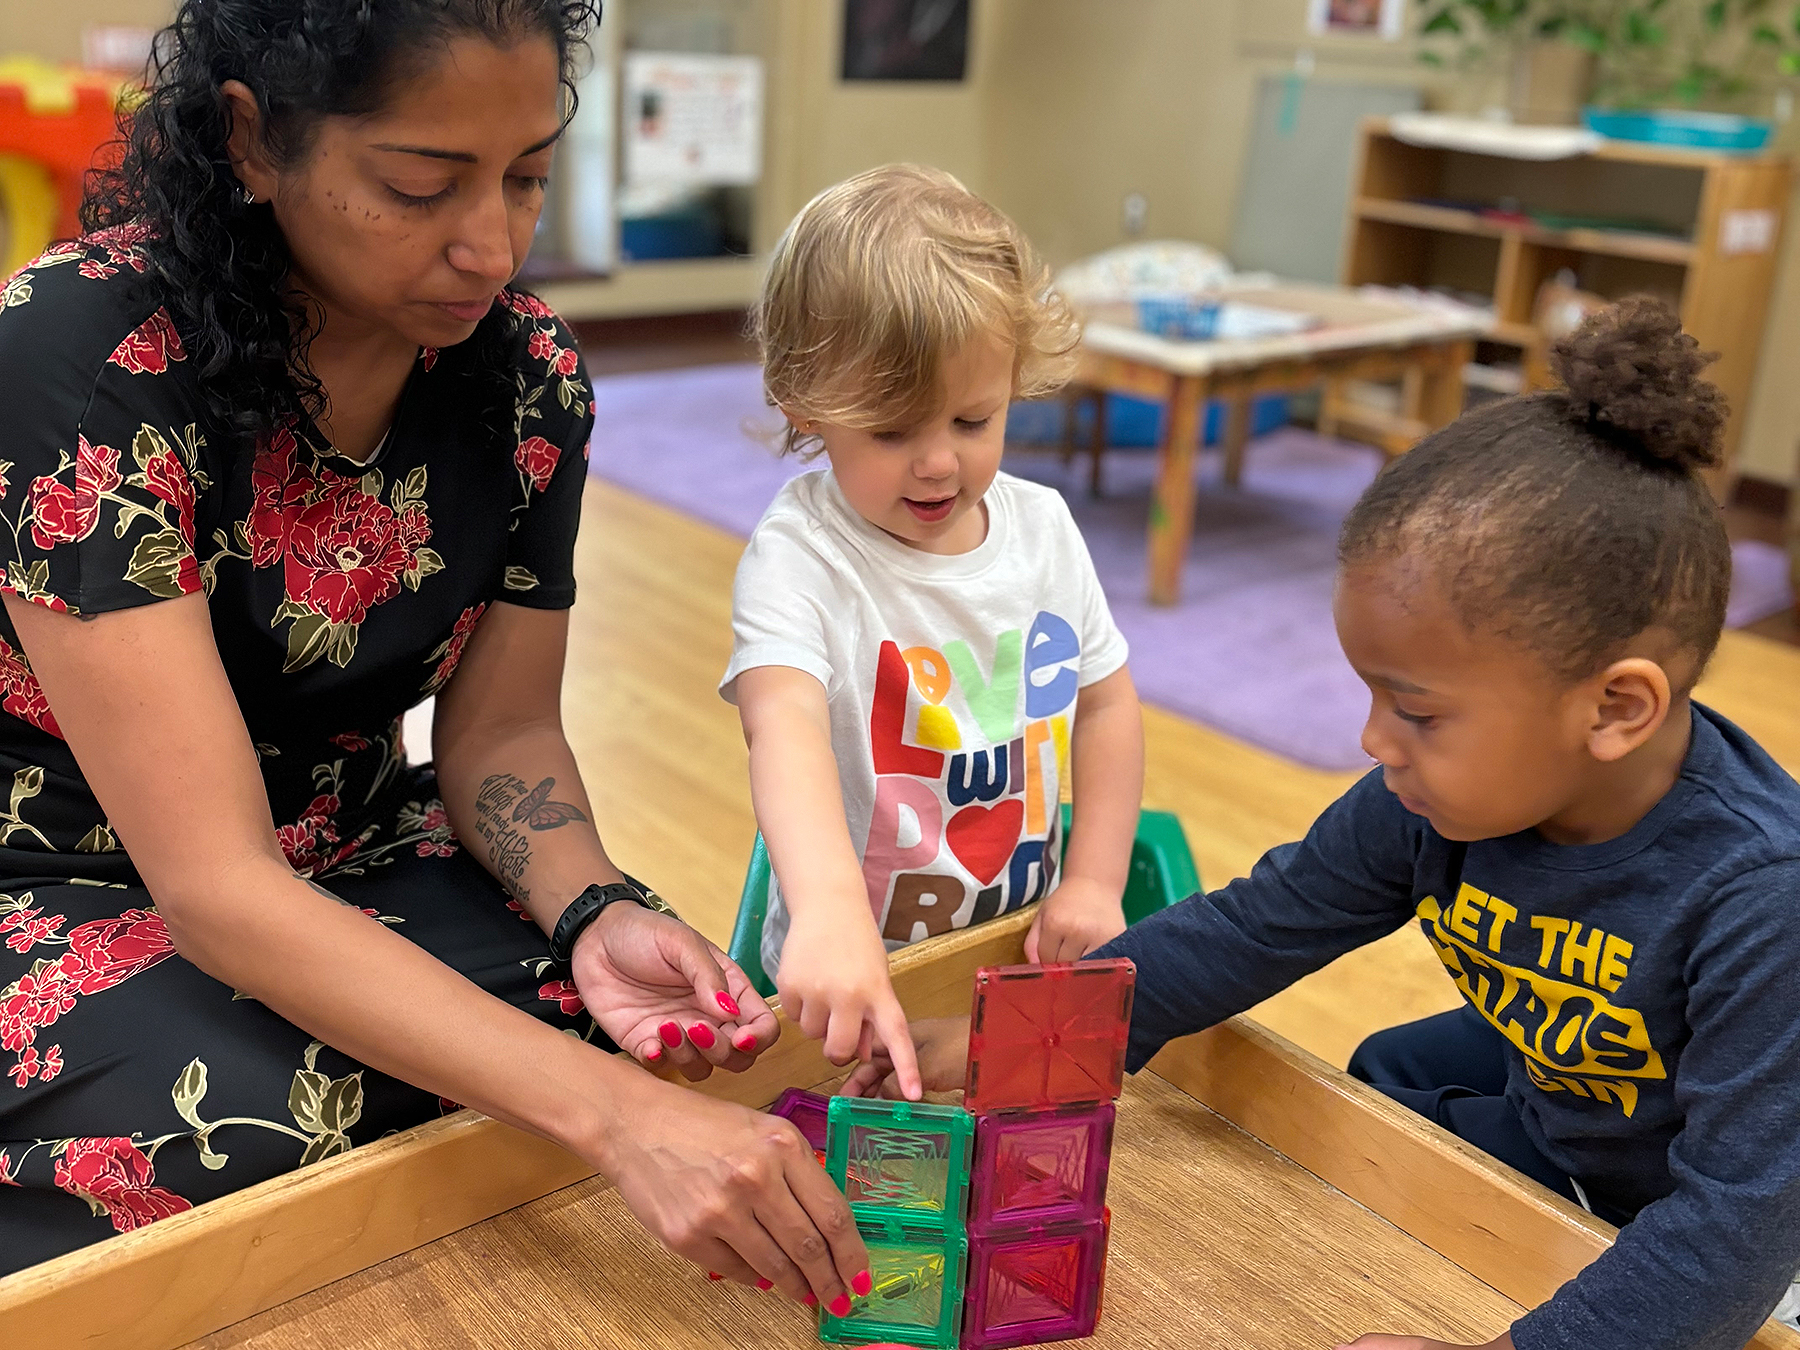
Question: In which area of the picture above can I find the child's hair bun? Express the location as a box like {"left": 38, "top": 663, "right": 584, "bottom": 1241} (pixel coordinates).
{"left": 1547, "top": 294, "right": 1726, "bottom": 473}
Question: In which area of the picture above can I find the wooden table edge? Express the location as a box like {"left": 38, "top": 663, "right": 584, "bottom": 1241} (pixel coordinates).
{"left": 4, "top": 905, "right": 1793, "bottom": 1350}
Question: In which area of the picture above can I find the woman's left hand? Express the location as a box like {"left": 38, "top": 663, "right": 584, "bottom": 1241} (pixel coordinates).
{"left": 570, "top": 902, "right": 779, "bottom": 1081}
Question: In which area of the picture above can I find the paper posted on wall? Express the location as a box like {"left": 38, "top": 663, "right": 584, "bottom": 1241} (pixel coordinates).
{"left": 623, "top": 52, "right": 763, "bottom": 189}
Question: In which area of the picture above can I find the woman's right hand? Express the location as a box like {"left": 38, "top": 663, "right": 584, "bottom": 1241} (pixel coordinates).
{"left": 776, "top": 910, "right": 923, "bottom": 1100}
{"left": 598, "top": 1075, "right": 870, "bottom": 1309}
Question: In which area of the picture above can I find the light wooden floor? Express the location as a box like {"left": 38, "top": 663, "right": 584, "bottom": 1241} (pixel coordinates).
{"left": 563, "top": 479, "right": 1800, "bottom": 1068}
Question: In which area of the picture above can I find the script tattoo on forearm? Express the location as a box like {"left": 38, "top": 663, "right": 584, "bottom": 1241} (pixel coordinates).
{"left": 473, "top": 773, "right": 589, "bottom": 904}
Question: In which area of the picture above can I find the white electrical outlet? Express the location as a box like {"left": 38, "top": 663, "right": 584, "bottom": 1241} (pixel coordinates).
{"left": 1122, "top": 192, "right": 1148, "bottom": 237}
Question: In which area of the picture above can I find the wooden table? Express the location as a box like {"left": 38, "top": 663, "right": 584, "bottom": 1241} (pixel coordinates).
{"left": 1075, "top": 284, "right": 1484, "bottom": 605}
{"left": 2, "top": 907, "right": 1794, "bottom": 1350}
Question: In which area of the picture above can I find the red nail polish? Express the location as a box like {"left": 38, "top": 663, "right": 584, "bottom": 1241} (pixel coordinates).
{"left": 716, "top": 990, "right": 741, "bottom": 1018}
{"left": 803, "top": 1293, "right": 818, "bottom": 1308}
{"left": 851, "top": 1270, "right": 872, "bottom": 1297}
{"left": 687, "top": 1023, "right": 716, "bottom": 1049}
{"left": 828, "top": 1294, "right": 852, "bottom": 1317}
{"left": 755, "top": 1277, "right": 774, "bottom": 1291}
{"left": 733, "top": 1030, "right": 758, "bottom": 1052}
{"left": 645, "top": 1045, "right": 663, "bottom": 1062}
{"left": 707, "top": 1271, "right": 722, "bottom": 1281}
{"left": 658, "top": 1021, "right": 682, "bottom": 1048}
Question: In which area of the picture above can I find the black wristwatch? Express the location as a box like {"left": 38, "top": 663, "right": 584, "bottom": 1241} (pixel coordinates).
{"left": 549, "top": 878, "right": 674, "bottom": 964}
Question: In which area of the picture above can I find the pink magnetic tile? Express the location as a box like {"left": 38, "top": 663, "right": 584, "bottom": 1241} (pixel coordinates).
{"left": 767, "top": 1086, "right": 831, "bottom": 1153}
{"left": 964, "top": 960, "right": 1135, "bottom": 1112}
{"left": 963, "top": 1215, "right": 1106, "bottom": 1350}
{"left": 970, "top": 1102, "right": 1113, "bottom": 1229}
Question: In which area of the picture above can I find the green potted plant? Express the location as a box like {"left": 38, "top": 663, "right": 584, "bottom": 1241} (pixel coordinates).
{"left": 1418, "top": 0, "right": 1800, "bottom": 137}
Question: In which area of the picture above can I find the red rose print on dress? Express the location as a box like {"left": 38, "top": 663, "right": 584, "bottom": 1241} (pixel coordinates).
{"left": 106, "top": 309, "right": 186, "bottom": 376}
{"left": 54, "top": 1137, "right": 192, "bottom": 1233}
{"left": 276, "top": 792, "right": 365, "bottom": 877}
{"left": 140, "top": 447, "right": 198, "bottom": 545}
{"left": 538, "top": 979, "right": 586, "bottom": 1016}
{"left": 27, "top": 436, "right": 120, "bottom": 550}
{"left": 514, "top": 436, "right": 559, "bottom": 494}
{"left": 327, "top": 732, "right": 371, "bottom": 752}
{"left": 285, "top": 492, "right": 418, "bottom": 626}
{"left": 501, "top": 290, "right": 555, "bottom": 321}
{"left": 0, "top": 636, "right": 62, "bottom": 738}
{"left": 246, "top": 426, "right": 316, "bottom": 566}
{"left": 422, "top": 603, "right": 487, "bottom": 695}
{"left": 1, "top": 908, "right": 176, "bottom": 1088}
{"left": 528, "top": 329, "right": 558, "bottom": 363}
{"left": 553, "top": 347, "right": 578, "bottom": 378}
{"left": 223, "top": 427, "right": 442, "bottom": 670}
{"left": 420, "top": 346, "right": 440, "bottom": 372}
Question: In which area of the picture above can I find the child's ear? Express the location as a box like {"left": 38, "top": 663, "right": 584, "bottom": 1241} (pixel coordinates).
{"left": 1585, "top": 657, "right": 1672, "bottom": 762}
{"left": 776, "top": 405, "right": 815, "bottom": 434}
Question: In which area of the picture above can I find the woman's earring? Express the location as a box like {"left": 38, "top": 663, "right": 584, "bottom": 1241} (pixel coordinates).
{"left": 238, "top": 185, "right": 257, "bottom": 205}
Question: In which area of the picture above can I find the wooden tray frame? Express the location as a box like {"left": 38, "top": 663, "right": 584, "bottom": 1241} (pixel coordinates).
{"left": 3, "top": 906, "right": 1794, "bottom": 1350}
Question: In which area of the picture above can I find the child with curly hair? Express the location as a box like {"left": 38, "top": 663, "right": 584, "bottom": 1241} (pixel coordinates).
{"left": 850, "top": 298, "right": 1800, "bottom": 1347}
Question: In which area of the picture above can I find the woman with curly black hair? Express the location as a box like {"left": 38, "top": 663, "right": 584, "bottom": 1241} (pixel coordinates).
{"left": 0, "top": 0, "right": 870, "bottom": 1308}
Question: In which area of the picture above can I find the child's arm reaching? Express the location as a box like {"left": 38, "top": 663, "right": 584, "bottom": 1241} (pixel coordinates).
{"left": 1028, "top": 665, "right": 1143, "bottom": 964}
{"left": 736, "top": 664, "right": 923, "bottom": 1100}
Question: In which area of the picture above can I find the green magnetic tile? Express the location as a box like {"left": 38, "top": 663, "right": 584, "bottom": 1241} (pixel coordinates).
{"left": 825, "top": 1096, "right": 974, "bottom": 1235}
{"left": 816, "top": 1216, "right": 967, "bottom": 1348}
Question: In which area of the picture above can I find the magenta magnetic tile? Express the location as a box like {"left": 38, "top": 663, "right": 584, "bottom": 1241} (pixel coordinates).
{"left": 964, "top": 959, "right": 1135, "bottom": 1112}
{"left": 767, "top": 1086, "right": 831, "bottom": 1153}
{"left": 962, "top": 1215, "right": 1106, "bottom": 1350}
{"left": 970, "top": 1102, "right": 1114, "bottom": 1229}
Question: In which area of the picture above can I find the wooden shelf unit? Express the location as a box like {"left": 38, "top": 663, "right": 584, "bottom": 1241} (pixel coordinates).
{"left": 1342, "top": 118, "right": 1792, "bottom": 475}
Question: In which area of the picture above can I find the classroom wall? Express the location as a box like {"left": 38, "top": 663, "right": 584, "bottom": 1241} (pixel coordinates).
{"left": 0, "top": 0, "right": 169, "bottom": 65}
{"left": 10, "top": 0, "right": 1797, "bottom": 483}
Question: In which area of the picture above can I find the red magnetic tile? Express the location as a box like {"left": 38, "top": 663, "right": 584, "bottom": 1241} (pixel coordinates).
{"left": 964, "top": 960, "right": 1135, "bottom": 1112}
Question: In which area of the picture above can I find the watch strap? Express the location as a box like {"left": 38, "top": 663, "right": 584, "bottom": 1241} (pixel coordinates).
{"left": 549, "top": 881, "right": 650, "bottom": 964}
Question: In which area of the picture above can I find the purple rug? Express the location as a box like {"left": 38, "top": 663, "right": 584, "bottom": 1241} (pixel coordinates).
{"left": 590, "top": 363, "right": 1796, "bottom": 771}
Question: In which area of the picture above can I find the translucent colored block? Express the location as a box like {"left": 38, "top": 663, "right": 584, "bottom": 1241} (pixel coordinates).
{"left": 826, "top": 1096, "right": 973, "bottom": 1233}
{"left": 817, "top": 1215, "right": 967, "bottom": 1348}
{"left": 964, "top": 960, "right": 1136, "bottom": 1113}
{"left": 970, "top": 1102, "right": 1114, "bottom": 1229}
{"left": 1095, "top": 1206, "right": 1111, "bottom": 1323}
{"left": 768, "top": 1086, "right": 832, "bottom": 1154}
{"left": 963, "top": 1216, "right": 1106, "bottom": 1350}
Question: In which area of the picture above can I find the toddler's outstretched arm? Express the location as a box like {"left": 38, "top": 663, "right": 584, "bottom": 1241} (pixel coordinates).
{"left": 1028, "top": 665, "right": 1143, "bottom": 963}
{"left": 737, "top": 664, "right": 923, "bottom": 1099}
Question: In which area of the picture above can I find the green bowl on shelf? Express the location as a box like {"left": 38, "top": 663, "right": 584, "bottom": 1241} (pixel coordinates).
{"left": 1582, "top": 107, "right": 1773, "bottom": 152}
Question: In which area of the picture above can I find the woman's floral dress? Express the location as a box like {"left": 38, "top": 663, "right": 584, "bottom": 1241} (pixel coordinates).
{"left": 0, "top": 228, "right": 601, "bottom": 1273}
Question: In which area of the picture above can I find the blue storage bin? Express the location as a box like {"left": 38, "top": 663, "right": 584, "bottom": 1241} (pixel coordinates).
{"left": 619, "top": 205, "right": 724, "bottom": 261}
{"left": 1005, "top": 392, "right": 1289, "bottom": 450}
{"left": 1582, "top": 107, "right": 1773, "bottom": 152}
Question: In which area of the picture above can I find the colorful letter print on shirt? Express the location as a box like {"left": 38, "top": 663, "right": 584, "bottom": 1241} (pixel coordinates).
{"left": 722, "top": 471, "right": 1130, "bottom": 975}
{"left": 863, "top": 609, "right": 1092, "bottom": 945}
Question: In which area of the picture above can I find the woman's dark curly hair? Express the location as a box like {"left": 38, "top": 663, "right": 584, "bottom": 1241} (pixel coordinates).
{"left": 1339, "top": 296, "right": 1732, "bottom": 689}
{"left": 82, "top": 0, "right": 602, "bottom": 446}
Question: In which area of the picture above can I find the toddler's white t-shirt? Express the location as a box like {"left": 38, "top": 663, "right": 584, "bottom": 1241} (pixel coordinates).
{"left": 720, "top": 468, "right": 1129, "bottom": 981}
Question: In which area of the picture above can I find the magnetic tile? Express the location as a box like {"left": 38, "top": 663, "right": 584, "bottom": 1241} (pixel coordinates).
{"left": 962, "top": 1215, "right": 1106, "bottom": 1350}
{"left": 970, "top": 1102, "right": 1113, "bottom": 1228}
{"left": 964, "top": 960, "right": 1135, "bottom": 1112}
{"left": 817, "top": 1216, "right": 967, "bottom": 1348}
{"left": 825, "top": 1096, "right": 973, "bottom": 1232}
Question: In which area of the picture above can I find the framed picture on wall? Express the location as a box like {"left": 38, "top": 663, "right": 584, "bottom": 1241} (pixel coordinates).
{"left": 1306, "top": 0, "right": 1404, "bottom": 39}
{"left": 842, "top": 0, "right": 971, "bottom": 82}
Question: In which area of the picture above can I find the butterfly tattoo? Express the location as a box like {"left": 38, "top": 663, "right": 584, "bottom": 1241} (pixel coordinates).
{"left": 511, "top": 777, "right": 588, "bottom": 831}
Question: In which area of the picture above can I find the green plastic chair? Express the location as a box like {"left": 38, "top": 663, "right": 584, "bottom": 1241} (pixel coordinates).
{"left": 725, "top": 806, "right": 1201, "bottom": 998}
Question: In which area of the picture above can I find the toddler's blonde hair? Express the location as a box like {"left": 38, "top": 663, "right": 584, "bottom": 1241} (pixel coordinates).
{"left": 753, "top": 164, "right": 1080, "bottom": 457}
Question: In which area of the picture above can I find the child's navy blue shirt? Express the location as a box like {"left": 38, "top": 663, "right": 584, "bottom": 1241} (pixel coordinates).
{"left": 1096, "top": 703, "right": 1800, "bottom": 1350}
